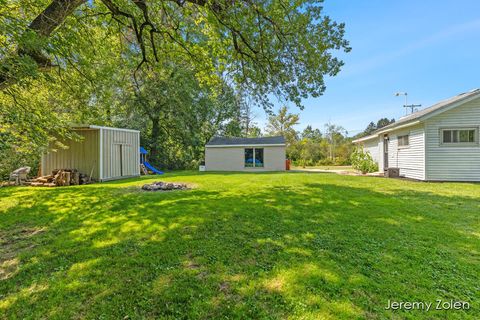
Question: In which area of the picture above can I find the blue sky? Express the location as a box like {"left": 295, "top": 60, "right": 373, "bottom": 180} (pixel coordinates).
{"left": 255, "top": 0, "right": 480, "bottom": 136}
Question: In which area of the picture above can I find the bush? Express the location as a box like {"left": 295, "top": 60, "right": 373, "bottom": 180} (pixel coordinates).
{"left": 318, "top": 158, "right": 334, "bottom": 166}
{"left": 0, "top": 149, "right": 40, "bottom": 181}
{"left": 350, "top": 146, "right": 378, "bottom": 174}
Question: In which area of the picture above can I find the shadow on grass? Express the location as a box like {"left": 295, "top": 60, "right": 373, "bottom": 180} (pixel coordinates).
{"left": 0, "top": 178, "right": 478, "bottom": 319}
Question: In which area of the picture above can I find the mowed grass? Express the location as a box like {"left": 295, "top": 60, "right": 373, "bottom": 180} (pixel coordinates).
{"left": 291, "top": 165, "right": 355, "bottom": 171}
{"left": 0, "top": 172, "right": 479, "bottom": 319}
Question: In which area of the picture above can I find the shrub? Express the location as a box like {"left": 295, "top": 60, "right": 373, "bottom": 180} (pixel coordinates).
{"left": 350, "top": 146, "right": 378, "bottom": 174}
{"left": 318, "top": 158, "right": 334, "bottom": 166}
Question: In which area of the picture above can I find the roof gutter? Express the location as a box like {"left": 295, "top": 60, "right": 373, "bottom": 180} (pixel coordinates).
{"left": 352, "top": 134, "right": 378, "bottom": 143}
{"left": 376, "top": 120, "right": 421, "bottom": 135}
{"left": 353, "top": 120, "right": 421, "bottom": 144}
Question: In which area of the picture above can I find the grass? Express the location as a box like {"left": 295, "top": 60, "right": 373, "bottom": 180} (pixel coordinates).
{"left": 0, "top": 172, "right": 479, "bottom": 319}
{"left": 291, "top": 165, "right": 356, "bottom": 172}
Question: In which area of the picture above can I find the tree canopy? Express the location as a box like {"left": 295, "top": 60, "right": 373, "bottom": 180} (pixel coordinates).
{"left": 0, "top": 0, "right": 351, "bottom": 176}
{"left": 355, "top": 117, "right": 395, "bottom": 138}
{"left": 1, "top": 0, "right": 350, "bottom": 108}
{"left": 266, "top": 106, "right": 300, "bottom": 143}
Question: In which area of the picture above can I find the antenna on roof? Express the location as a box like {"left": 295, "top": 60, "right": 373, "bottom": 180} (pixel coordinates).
{"left": 395, "top": 91, "right": 421, "bottom": 115}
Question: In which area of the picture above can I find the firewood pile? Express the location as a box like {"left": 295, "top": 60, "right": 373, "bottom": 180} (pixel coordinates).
{"left": 27, "top": 169, "right": 91, "bottom": 187}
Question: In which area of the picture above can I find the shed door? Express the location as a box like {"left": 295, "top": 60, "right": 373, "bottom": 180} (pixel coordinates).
{"left": 112, "top": 144, "right": 124, "bottom": 177}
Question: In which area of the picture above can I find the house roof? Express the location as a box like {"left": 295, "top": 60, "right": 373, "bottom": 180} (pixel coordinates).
{"left": 353, "top": 88, "right": 480, "bottom": 143}
{"left": 206, "top": 136, "right": 285, "bottom": 146}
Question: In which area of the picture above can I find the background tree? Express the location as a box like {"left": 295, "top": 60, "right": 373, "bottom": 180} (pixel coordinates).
{"left": 1, "top": 0, "right": 350, "bottom": 110}
{"left": 246, "top": 125, "right": 262, "bottom": 138}
{"left": 376, "top": 117, "right": 395, "bottom": 129}
{"left": 276, "top": 121, "right": 353, "bottom": 167}
{"left": 301, "top": 125, "right": 323, "bottom": 142}
{"left": 355, "top": 117, "right": 396, "bottom": 138}
{"left": 1, "top": 0, "right": 351, "bottom": 176}
{"left": 266, "top": 106, "right": 300, "bottom": 142}
{"left": 113, "top": 62, "right": 240, "bottom": 169}
{"left": 324, "top": 122, "right": 347, "bottom": 161}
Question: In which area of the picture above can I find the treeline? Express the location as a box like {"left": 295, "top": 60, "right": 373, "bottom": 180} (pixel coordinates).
{"left": 253, "top": 107, "right": 353, "bottom": 166}
{"left": 353, "top": 118, "right": 395, "bottom": 138}
{"left": 0, "top": 0, "right": 350, "bottom": 178}
{"left": 250, "top": 108, "right": 396, "bottom": 167}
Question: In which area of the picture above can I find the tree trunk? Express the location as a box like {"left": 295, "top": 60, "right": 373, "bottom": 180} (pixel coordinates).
{"left": 150, "top": 116, "right": 161, "bottom": 163}
{"left": 0, "top": 0, "right": 86, "bottom": 89}
{"left": 29, "top": 0, "right": 87, "bottom": 37}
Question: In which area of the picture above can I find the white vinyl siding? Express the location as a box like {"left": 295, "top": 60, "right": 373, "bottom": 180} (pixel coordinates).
{"left": 360, "top": 138, "right": 381, "bottom": 172}
{"left": 425, "top": 97, "right": 480, "bottom": 181}
{"left": 362, "top": 138, "right": 380, "bottom": 162}
{"left": 387, "top": 125, "right": 425, "bottom": 180}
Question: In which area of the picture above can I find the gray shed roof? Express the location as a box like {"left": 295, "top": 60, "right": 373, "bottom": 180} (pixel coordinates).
{"left": 354, "top": 89, "right": 480, "bottom": 142}
{"left": 206, "top": 136, "right": 285, "bottom": 146}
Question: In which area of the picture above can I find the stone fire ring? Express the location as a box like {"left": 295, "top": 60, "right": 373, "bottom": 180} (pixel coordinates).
{"left": 141, "top": 181, "right": 190, "bottom": 191}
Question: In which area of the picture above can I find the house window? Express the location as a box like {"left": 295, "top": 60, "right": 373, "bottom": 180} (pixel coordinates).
{"left": 442, "top": 129, "right": 476, "bottom": 144}
{"left": 244, "top": 148, "right": 264, "bottom": 167}
{"left": 398, "top": 135, "right": 409, "bottom": 147}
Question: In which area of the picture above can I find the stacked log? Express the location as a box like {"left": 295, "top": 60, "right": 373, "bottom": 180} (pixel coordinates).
{"left": 28, "top": 169, "right": 91, "bottom": 187}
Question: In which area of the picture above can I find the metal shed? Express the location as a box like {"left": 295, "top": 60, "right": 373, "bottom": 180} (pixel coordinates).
{"left": 41, "top": 125, "right": 140, "bottom": 181}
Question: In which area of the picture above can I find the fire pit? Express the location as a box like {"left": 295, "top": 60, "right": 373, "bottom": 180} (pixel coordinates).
{"left": 141, "top": 181, "right": 189, "bottom": 191}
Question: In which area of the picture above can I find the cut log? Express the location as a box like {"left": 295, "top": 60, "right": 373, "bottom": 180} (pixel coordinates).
{"left": 73, "top": 172, "right": 80, "bottom": 185}
{"left": 65, "top": 172, "right": 71, "bottom": 186}
{"left": 29, "top": 168, "right": 89, "bottom": 187}
{"left": 30, "top": 182, "right": 46, "bottom": 186}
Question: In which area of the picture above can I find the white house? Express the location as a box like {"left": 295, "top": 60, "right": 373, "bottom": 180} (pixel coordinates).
{"left": 353, "top": 89, "right": 480, "bottom": 181}
{"left": 205, "top": 136, "right": 286, "bottom": 171}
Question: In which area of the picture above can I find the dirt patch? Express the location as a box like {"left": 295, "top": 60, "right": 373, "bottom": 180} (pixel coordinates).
{"left": 0, "top": 258, "right": 19, "bottom": 280}
{"left": 219, "top": 281, "right": 230, "bottom": 293}
{"left": 184, "top": 253, "right": 201, "bottom": 270}
{"left": 0, "top": 227, "right": 45, "bottom": 281}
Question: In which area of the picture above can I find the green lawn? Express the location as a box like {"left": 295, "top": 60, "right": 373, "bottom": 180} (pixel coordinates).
{"left": 1, "top": 172, "right": 479, "bottom": 319}
{"left": 291, "top": 165, "right": 356, "bottom": 172}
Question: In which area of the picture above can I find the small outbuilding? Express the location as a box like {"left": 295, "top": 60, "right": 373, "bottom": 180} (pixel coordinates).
{"left": 353, "top": 89, "right": 480, "bottom": 181}
{"left": 205, "top": 136, "right": 286, "bottom": 171}
{"left": 41, "top": 125, "right": 140, "bottom": 181}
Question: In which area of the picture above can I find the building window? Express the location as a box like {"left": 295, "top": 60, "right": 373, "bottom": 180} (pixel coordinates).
{"left": 398, "top": 135, "right": 409, "bottom": 147}
{"left": 244, "top": 148, "right": 264, "bottom": 167}
{"left": 255, "top": 148, "right": 264, "bottom": 167}
{"left": 442, "top": 129, "right": 476, "bottom": 144}
{"left": 244, "top": 148, "right": 254, "bottom": 167}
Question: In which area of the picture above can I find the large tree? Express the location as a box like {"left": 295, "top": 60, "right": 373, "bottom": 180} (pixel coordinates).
{"left": 113, "top": 62, "right": 241, "bottom": 168}
{"left": 1, "top": 0, "right": 350, "bottom": 109}
{"left": 324, "top": 122, "right": 347, "bottom": 161}
{"left": 265, "top": 106, "right": 299, "bottom": 144}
